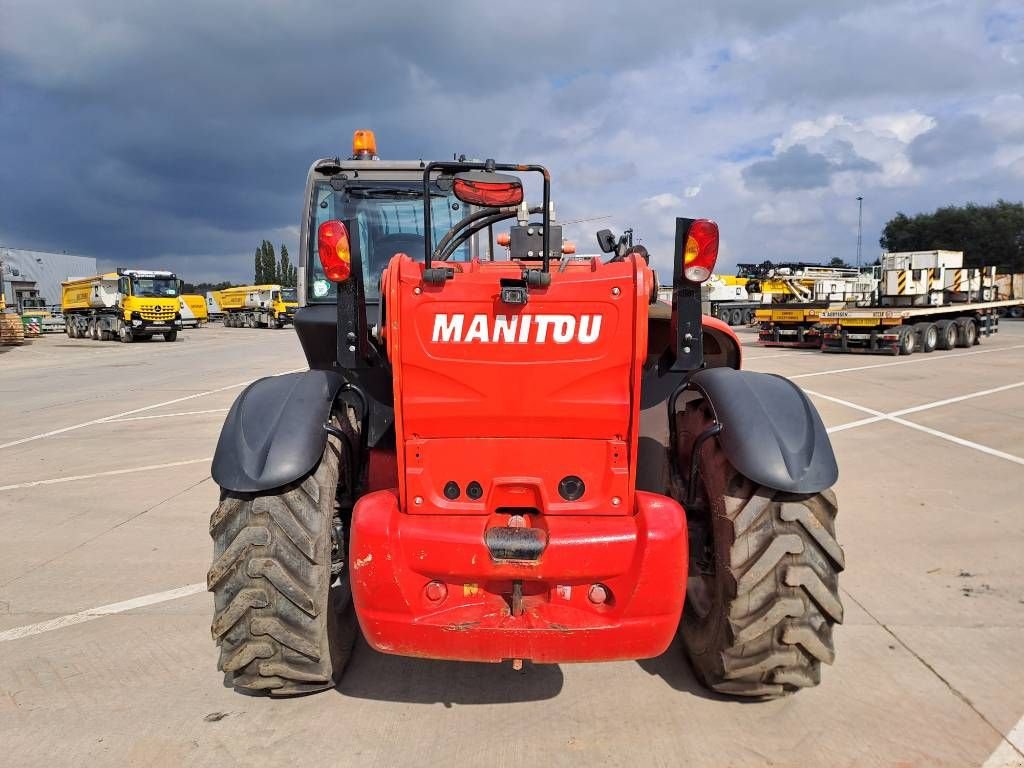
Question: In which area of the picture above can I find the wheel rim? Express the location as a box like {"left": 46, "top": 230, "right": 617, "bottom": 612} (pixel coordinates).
{"left": 926, "top": 327, "right": 937, "bottom": 348}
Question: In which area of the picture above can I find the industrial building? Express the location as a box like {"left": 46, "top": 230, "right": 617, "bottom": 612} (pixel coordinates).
{"left": 0, "top": 246, "right": 98, "bottom": 312}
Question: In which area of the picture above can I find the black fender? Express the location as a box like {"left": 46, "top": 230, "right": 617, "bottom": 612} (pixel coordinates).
{"left": 212, "top": 369, "right": 345, "bottom": 493}
{"left": 688, "top": 367, "right": 838, "bottom": 494}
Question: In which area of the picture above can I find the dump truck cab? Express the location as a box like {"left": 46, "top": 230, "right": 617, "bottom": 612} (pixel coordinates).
{"left": 209, "top": 132, "right": 843, "bottom": 699}
{"left": 62, "top": 269, "right": 182, "bottom": 342}
{"left": 219, "top": 284, "right": 298, "bottom": 328}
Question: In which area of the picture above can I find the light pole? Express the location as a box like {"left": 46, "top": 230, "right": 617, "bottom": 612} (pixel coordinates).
{"left": 856, "top": 196, "right": 863, "bottom": 268}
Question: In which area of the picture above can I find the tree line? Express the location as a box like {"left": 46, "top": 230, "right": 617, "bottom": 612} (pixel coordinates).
{"left": 880, "top": 200, "right": 1024, "bottom": 272}
{"left": 255, "top": 240, "right": 297, "bottom": 286}
{"left": 180, "top": 280, "right": 236, "bottom": 294}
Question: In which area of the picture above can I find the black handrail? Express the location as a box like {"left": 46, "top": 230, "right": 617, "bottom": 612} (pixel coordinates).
{"left": 422, "top": 161, "right": 551, "bottom": 272}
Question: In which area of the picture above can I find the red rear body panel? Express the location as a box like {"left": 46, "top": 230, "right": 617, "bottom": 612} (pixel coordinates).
{"left": 350, "top": 489, "right": 686, "bottom": 662}
{"left": 350, "top": 254, "right": 688, "bottom": 663}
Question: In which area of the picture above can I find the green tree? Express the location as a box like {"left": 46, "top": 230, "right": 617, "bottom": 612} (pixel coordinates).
{"left": 880, "top": 200, "right": 1024, "bottom": 272}
{"left": 254, "top": 246, "right": 263, "bottom": 283}
{"left": 827, "top": 257, "right": 851, "bottom": 269}
{"left": 260, "top": 240, "right": 277, "bottom": 284}
{"left": 279, "top": 244, "right": 293, "bottom": 288}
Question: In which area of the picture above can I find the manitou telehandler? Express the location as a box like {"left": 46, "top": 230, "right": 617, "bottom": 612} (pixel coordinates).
{"left": 208, "top": 131, "right": 844, "bottom": 698}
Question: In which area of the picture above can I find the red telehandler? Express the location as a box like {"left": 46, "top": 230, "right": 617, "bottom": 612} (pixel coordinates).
{"left": 208, "top": 132, "right": 844, "bottom": 698}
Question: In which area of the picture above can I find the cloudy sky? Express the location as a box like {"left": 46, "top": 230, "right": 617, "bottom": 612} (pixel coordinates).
{"left": 2, "top": 0, "right": 1023, "bottom": 282}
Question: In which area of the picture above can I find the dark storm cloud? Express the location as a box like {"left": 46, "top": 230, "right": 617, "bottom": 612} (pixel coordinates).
{"left": 908, "top": 115, "right": 992, "bottom": 167}
{"left": 742, "top": 145, "right": 831, "bottom": 191}
{"left": 1, "top": 0, "right": 726, "bottom": 279}
{"left": 743, "top": 141, "right": 879, "bottom": 191}
{"left": 1, "top": 1, "right": 1021, "bottom": 280}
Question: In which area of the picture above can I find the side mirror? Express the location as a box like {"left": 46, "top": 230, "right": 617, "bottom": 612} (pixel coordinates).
{"left": 452, "top": 170, "right": 523, "bottom": 207}
{"left": 596, "top": 229, "right": 616, "bottom": 253}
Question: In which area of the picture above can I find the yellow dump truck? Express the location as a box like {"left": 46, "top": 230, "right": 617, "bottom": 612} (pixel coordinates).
{"left": 219, "top": 284, "right": 297, "bottom": 328}
{"left": 179, "top": 294, "right": 209, "bottom": 328}
{"left": 62, "top": 269, "right": 183, "bottom": 342}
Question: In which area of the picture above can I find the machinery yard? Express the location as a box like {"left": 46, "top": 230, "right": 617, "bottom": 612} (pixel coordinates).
{"left": 1, "top": 324, "right": 1022, "bottom": 767}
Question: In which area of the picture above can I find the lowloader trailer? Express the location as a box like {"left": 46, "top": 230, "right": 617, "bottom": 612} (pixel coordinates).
{"left": 61, "top": 269, "right": 183, "bottom": 342}
{"left": 756, "top": 305, "right": 830, "bottom": 348}
{"left": 757, "top": 250, "right": 1023, "bottom": 353}
{"left": 819, "top": 301, "right": 1017, "bottom": 355}
{"left": 219, "top": 284, "right": 298, "bottom": 328}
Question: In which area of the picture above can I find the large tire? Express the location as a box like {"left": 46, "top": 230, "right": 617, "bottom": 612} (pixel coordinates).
{"left": 897, "top": 326, "right": 916, "bottom": 355}
{"left": 209, "top": 412, "right": 358, "bottom": 695}
{"left": 935, "top": 319, "right": 958, "bottom": 350}
{"left": 913, "top": 322, "right": 938, "bottom": 353}
{"left": 163, "top": 330, "right": 178, "bottom": 342}
{"left": 678, "top": 405, "right": 844, "bottom": 698}
{"left": 955, "top": 317, "right": 977, "bottom": 348}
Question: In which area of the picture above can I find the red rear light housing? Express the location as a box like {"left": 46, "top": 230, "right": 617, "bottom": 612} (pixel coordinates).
{"left": 453, "top": 178, "right": 524, "bottom": 207}
{"left": 317, "top": 220, "right": 352, "bottom": 282}
{"left": 683, "top": 219, "right": 719, "bottom": 283}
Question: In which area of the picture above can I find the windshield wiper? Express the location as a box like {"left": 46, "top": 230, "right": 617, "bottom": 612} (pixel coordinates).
{"left": 344, "top": 187, "right": 444, "bottom": 199}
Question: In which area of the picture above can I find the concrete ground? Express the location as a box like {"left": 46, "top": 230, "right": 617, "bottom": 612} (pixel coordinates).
{"left": 1, "top": 322, "right": 1022, "bottom": 768}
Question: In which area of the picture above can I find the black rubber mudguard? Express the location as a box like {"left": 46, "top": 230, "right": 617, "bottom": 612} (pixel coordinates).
{"left": 689, "top": 367, "right": 838, "bottom": 494}
{"left": 212, "top": 369, "right": 345, "bottom": 493}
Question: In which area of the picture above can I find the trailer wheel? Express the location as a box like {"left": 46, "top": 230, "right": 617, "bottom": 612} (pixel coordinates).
{"left": 935, "top": 319, "right": 958, "bottom": 350}
{"left": 913, "top": 322, "right": 938, "bottom": 353}
{"left": 677, "top": 405, "right": 844, "bottom": 698}
{"left": 897, "top": 326, "right": 916, "bottom": 355}
{"left": 209, "top": 411, "right": 358, "bottom": 695}
{"left": 955, "top": 318, "right": 978, "bottom": 347}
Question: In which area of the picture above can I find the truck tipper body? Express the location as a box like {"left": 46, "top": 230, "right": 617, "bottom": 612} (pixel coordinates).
{"left": 61, "top": 269, "right": 182, "bottom": 342}
{"left": 205, "top": 291, "right": 225, "bottom": 320}
{"left": 219, "top": 284, "right": 298, "bottom": 328}
{"left": 179, "top": 294, "right": 209, "bottom": 327}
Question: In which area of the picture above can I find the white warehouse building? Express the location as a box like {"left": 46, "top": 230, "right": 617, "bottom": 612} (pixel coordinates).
{"left": 1, "top": 247, "right": 98, "bottom": 311}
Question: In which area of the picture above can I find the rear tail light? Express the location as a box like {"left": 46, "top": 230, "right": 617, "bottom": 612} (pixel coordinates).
{"left": 683, "top": 219, "right": 719, "bottom": 282}
{"left": 452, "top": 177, "right": 524, "bottom": 207}
{"left": 317, "top": 220, "right": 352, "bottom": 282}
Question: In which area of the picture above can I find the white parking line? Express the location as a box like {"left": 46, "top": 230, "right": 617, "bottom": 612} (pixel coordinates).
{"left": 0, "top": 457, "right": 212, "bottom": 492}
{"left": 0, "top": 367, "right": 304, "bottom": 450}
{"left": 807, "top": 390, "right": 1024, "bottom": 465}
{"left": 790, "top": 343, "right": 1024, "bottom": 380}
{"left": 0, "top": 582, "right": 207, "bottom": 643}
{"left": 105, "top": 408, "right": 229, "bottom": 423}
{"left": 743, "top": 351, "right": 819, "bottom": 361}
{"left": 824, "top": 381, "right": 1024, "bottom": 434}
{"left": 983, "top": 715, "right": 1024, "bottom": 767}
